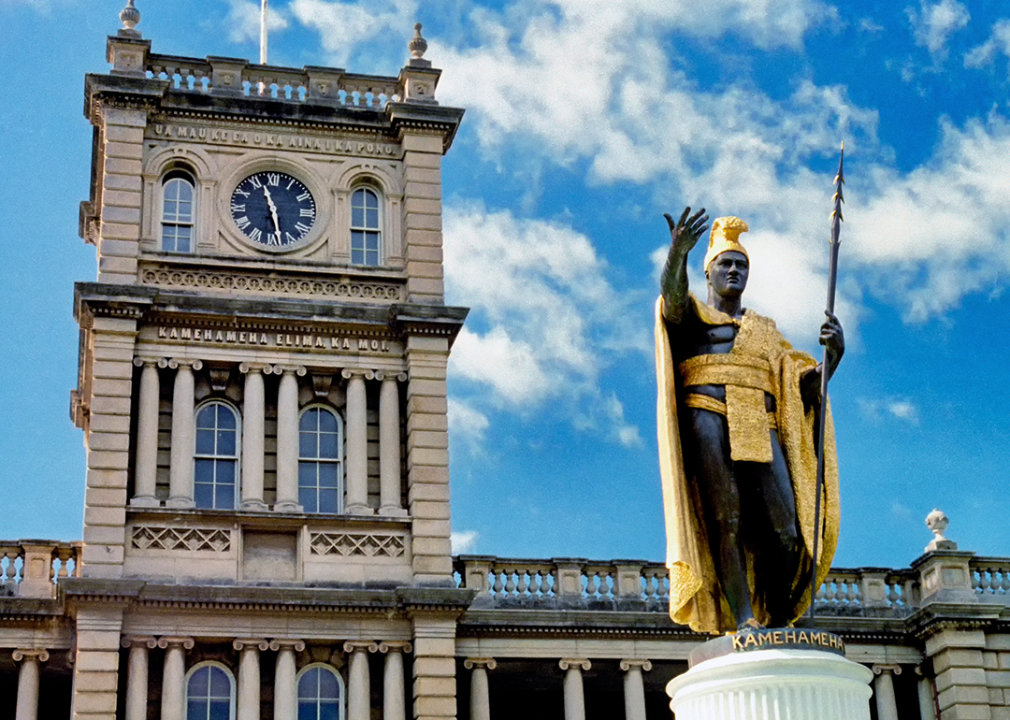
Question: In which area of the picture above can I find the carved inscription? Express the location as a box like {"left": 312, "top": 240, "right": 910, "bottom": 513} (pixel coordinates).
{"left": 155, "top": 326, "right": 392, "bottom": 353}
{"left": 730, "top": 628, "right": 845, "bottom": 654}
{"left": 150, "top": 124, "right": 399, "bottom": 157}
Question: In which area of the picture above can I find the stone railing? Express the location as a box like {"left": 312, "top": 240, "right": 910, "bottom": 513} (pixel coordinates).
{"left": 971, "top": 557, "right": 1010, "bottom": 599}
{"left": 454, "top": 557, "right": 920, "bottom": 617}
{"left": 144, "top": 53, "right": 403, "bottom": 109}
{"left": 0, "top": 540, "right": 82, "bottom": 599}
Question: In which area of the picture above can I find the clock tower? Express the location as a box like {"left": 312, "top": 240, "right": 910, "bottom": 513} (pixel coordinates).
{"left": 68, "top": 6, "right": 469, "bottom": 719}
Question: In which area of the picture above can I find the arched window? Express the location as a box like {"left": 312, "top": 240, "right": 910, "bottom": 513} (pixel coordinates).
{"left": 350, "top": 187, "right": 381, "bottom": 266}
{"left": 162, "top": 170, "right": 195, "bottom": 253}
{"left": 297, "top": 664, "right": 345, "bottom": 720}
{"left": 194, "top": 402, "right": 239, "bottom": 510}
{"left": 298, "top": 407, "right": 343, "bottom": 514}
{"left": 185, "top": 662, "right": 235, "bottom": 720}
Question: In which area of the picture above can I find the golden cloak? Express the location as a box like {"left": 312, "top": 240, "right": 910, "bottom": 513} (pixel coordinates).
{"left": 655, "top": 295, "right": 840, "bottom": 634}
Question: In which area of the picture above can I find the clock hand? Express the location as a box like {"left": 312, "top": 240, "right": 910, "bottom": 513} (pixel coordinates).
{"left": 262, "top": 186, "right": 282, "bottom": 240}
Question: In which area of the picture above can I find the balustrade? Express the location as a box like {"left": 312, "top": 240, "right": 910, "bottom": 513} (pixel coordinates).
{"left": 971, "top": 557, "right": 1010, "bottom": 600}
{"left": 0, "top": 541, "right": 81, "bottom": 597}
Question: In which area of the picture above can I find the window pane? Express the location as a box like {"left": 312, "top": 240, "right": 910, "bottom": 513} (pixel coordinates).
{"left": 318, "top": 463, "right": 339, "bottom": 489}
{"left": 217, "top": 429, "right": 236, "bottom": 456}
{"left": 318, "top": 411, "right": 337, "bottom": 433}
{"left": 299, "top": 487, "right": 317, "bottom": 514}
{"left": 217, "top": 407, "right": 236, "bottom": 430}
{"left": 366, "top": 207, "right": 378, "bottom": 228}
{"left": 178, "top": 181, "right": 193, "bottom": 202}
{"left": 299, "top": 461, "right": 317, "bottom": 485}
{"left": 209, "top": 667, "right": 230, "bottom": 695}
{"left": 194, "top": 482, "right": 214, "bottom": 509}
{"left": 365, "top": 190, "right": 377, "bottom": 209}
{"left": 217, "top": 459, "right": 236, "bottom": 483}
{"left": 189, "top": 667, "right": 209, "bottom": 695}
{"left": 317, "top": 668, "right": 339, "bottom": 697}
{"left": 319, "top": 488, "right": 339, "bottom": 514}
{"left": 197, "top": 406, "right": 215, "bottom": 429}
{"left": 299, "top": 430, "right": 316, "bottom": 459}
{"left": 187, "top": 700, "right": 205, "bottom": 720}
{"left": 298, "top": 702, "right": 316, "bottom": 720}
{"left": 215, "top": 483, "right": 234, "bottom": 510}
{"left": 351, "top": 205, "right": 364, "bottom": 227}
{"left": 196, "top": 429, "right": 215, "bottom": 455}
{"left": 194, "top": 459, "right": 214, "bottom": 482}
{"left": 319, "top": 705, "right": 339, "bottom": 720}
{"left": 319, "top": 432, "right": 338, "bottom": 459}
{"left": 366, "top": 232, "right": 379, "bottom": 251}
{"left": 300, "top": 409, "right": 317, "bottom": 432}
{"left": 208, "top": 701, "right": 230, "bottom": 720}
{"left": 351, "top": 248, "right": 364, "bottom": 265}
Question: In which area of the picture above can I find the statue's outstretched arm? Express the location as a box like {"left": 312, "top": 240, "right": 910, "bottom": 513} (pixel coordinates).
{"left": 661, "top": 207, "right": 709, "bottom": 323}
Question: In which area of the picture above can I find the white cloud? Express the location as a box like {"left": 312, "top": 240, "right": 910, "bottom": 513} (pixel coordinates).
{"left": 965, "top": 18, "right": 1010, "bottom": 71}
{"left": 907, "top": 0, "right": 970, "bottom": 61}
{"left": 450, "top": 530, "right": 479, "bottom": 554}
{"left": 447, "top": 397, "right": 490, "bottom": 449}
{"left": 226, "top": 0, "right": 289, "bottom": 46}
{"left": 289, "top": 0, "right": 417, "bottom": 67}
{"left": 858, "top": 397, "right": 921, "bottom": 424}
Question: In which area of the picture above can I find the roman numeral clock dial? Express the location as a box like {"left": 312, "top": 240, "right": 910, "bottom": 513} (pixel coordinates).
{"left": 230, "top": 171, "right": 316, "bottom": 247}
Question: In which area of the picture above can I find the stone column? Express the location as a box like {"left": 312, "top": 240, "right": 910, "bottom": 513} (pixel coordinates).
{"left": 463, "top": 658, "right": 496, "bottom": 720}
{"left": 131, "top": 358, "right": 162, "bottom": 507}
{"left": 872, "top": 665, "right": 900, "bottom": 720}
{"left": 167, "top": 359, "right": 201, "bottom": 508}
{"left": 559, "top": 659, "right": 590, "bottom": 720}
{"left": 273, "top": 365, "right": 306, "bottom": 512}
{"left": 122, "top": 636, "right": 157, "bottom": 720}
{"left": 342, "top": 370, "right": 374, "bottom": 515}
{"left": 234, "top": 639, "right": 268, "bottom": 720}
{"left": 158, "top": 636, "right": 194, "bottom": 720}
{"left": 378, "top": 373, "right": 407, "bottom": 517}
{"left": 620, "top": 659, "right": 651, "bottom": 720}
{"left": 270, "top": 639, "right": 305, "bottom": 720}
{"left": 380, "top": 642, "right": 412, "bottom": 720}
{"left": 13, "top": 649, "right": 48, "bottom": 720}
{"left": 344, "top": 641, "right": 378, "bottom": 720}
{"left": 916, "top": 667, "right": 938, "bottom": 720}
{"left": 239, "top": 364, "right": 268, "bottom": 510}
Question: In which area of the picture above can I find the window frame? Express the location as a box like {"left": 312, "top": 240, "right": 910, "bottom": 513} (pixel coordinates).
{"left": 297, "top": 405, "right": 344, "bottom": 515}
{"left": 296, "top": 663, "right": 346, "bottom": 720}
{"left": 184, "top": 661, "right": 236, "bottom": 720}
{"left": 349, "top": 186, "right": 382, "bottom": 267}
{"left": 193, "top": 400, "right": 241, "bottom": 511}
{"left": 161, "top": 168, "right": 197, "bottom": 253}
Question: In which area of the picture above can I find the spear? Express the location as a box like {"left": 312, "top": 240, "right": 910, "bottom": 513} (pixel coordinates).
{"left": 809, "top": 142, "right": 844, "bottom": 624}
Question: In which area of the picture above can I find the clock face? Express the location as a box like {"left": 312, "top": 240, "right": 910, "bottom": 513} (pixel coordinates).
{"left": 230, "top": 171, "right": 316, "bottom": 247}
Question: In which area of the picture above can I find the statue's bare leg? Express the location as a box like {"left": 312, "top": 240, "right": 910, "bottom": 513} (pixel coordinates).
{"left": 684, "top": 407, "right": 755, "bottom": 630}
{"left": 741, "top": 431, "right": 801, "bottom": 627}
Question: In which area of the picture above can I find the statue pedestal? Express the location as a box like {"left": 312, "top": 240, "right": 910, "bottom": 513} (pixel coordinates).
{"left": 667, "top": 630, "right": 872, "bottom": 720}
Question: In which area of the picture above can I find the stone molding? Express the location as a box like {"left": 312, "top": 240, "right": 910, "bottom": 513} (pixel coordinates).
{"left": 239, "top": 362, "right": 271, "bottom": 374}
{"left": 872, "top": 664, "right": 903, "bottom": 675}
{"left": 374, "top": 371, "right": 408, "bottom": 382}
{"left": 12, "top": 649, "right": 49, "bottom": 663}
{"left": 168, "top": 358, "right": 203, "bottom": 370}
{"left": 343, "top": 641, "right": 379, "bottom": 654}
{"left": 463, "top": 658, "right": 496, "bottom": 671}
{"left": 341, "top": 368, "right": 375, "bottom": 380}
{"left": 271, "top": 365, "right": 308, "bottom": 376}
{"left": 233, "top": 638, "right": 270, "bottom": 652}
{"left": 157, "top": 636, "right": 195, "bottom": 650}
{"left": 379, "top": 641, "right": 413, "bottom": 654}
{"left": 121, "top": 636, "right": 158, "bottom": 649}
{"left": 269, "top": 639, "right": 306, "bottom": 652}
{"left": 620, "top": 659, "right": 653, "bottom": 672}
{"left": 558, "top": 658, "right": 591, "bottom": 672}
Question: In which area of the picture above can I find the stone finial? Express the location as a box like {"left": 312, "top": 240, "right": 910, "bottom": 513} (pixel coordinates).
{"left": 925, "top": 508, "right": 957, "bottom": 552}
{"left": 120, "top": 0, "right": 141, "bottom": 31}
{"left": 409, "top": 23, "right": 428, "bottom": 59}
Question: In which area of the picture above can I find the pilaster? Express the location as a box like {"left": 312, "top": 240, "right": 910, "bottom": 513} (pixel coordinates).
{"left": 401, "top": 132, "right": 445, "bottom": 303}
{"left": 71, "top": 604, "right": 126, "bottom": 720}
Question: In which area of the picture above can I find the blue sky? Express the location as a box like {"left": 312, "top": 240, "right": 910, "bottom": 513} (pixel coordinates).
{"left": 1, "top": 0, "right": 1009, "bottom": 570}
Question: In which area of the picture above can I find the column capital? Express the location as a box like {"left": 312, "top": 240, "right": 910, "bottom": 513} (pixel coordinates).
{"left": 12, "top": 649, "right": 48, "bottom": 663}
{"left": 157, "top": 636, "right": 195, "bottom": 650}
{"left": 133, "top": 356, "right": 166, "bottom": 368}
{"left": 168, "top": 358, "right": 203, "bottom": 370}
{"left": 620, "top": 659, "right": 652, "bottom": 672}
{"left": 872, "top": 664, "right": 902, "bottom": 675}
{"left": 374, "top": 371, "right": 408, "bottom": 382}
{"left": 559, "top": 658, "right": 591, "bottom": 672}
{"left": 271, "top": 364, "right": 307, "bottom": 376}
{"left": 269, "top": 639, "right": 306, "bottom": 652}
{"left": 379, "top": 641, "right": 413, "bottom": 654}
{"left": 122, "top": 635, "right": 158, "bottom": 649}
{"left": 239, "top": 362, "right": 271, "bottom": 374}
{"left": 233, "top": 638, "right": 270, "bottom": 652}
{"left": 464, "top": 657, "right": 496, "bottom": 671}
{"left": 341, "top": 368, "right": 375, "bottom": 380}
{"left": 343, "top": 640, "right": 379, "bottom": 654}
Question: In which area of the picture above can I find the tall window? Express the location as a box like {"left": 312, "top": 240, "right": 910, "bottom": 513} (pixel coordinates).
{"left": 186, "top": 663, "right": 234, "bottom": 720}
{"left": 162, "top": 171, "right": 195, "bottom": 253}
{"left": 298, "top": 407, "right": 342, "bottom": 514}
{"left": 350, "top": 187, "right": 381, "bottom": 266}
{"left": 194, "top": 402, "right": 239, "bottom": 510}
{"left": 297, "top": 664, "right": 344, "bottom": 720}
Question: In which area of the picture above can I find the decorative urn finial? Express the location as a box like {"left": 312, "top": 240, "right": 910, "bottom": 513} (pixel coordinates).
{"left": 925, "top": 508, "right": 956, "bottom": 552}
{"left": 120, "top": 0, "right": 141, "bottom": 31}
{"left": 409, "top": 23, "right": 428, "bottom": 59}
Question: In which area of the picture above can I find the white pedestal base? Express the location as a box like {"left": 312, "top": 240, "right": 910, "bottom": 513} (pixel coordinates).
{"left": 667, "top": 647, "right": 873, "bottom": 720}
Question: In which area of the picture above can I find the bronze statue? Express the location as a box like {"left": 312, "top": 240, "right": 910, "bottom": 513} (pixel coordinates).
{"left": 655, "top": 208, "right": 844, "bottom": 634}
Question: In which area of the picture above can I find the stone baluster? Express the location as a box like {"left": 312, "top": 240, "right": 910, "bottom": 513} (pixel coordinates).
{"left": 158, "top": 637, "right": 194, "bottom": 720}
{"left": 559, "top": 659, "right": 591, "bottom": 720}
{"left": 380, "top": 641, "right": 412, "bottom": 720}
{"left": 344, "top": 641, "right": 378, "bottom": 720}
{"left": 342, "top": 370, "right": 375, "bottom": 515}
{"left": 872, "top": 664, "right": 901, "bottom": 720}
{"left": 377, "top": 372, "right": 407, "bottom": 516}
{"left": 239, "top": 364, "right": 269, "bottom": 510}
{"left": 13, "top": 649, "right": 48, "bottom": 720}
{"left": 620, "top": 659, "right": 651, "bottom": 720}
{"left": 273, "top": 365, "right": 306, "bottom": 512}
{"left": 270, "top": 639, "right": 305, "bottom": 720}
{"left": 234, "top": 638, "right": 269, "bottom": 720}
{"left": 132, "top": 358, "right": 163, "bottom": 507}
{"left": 167, "top": 360, "right": 202, "bottom": 507}
{"left": 464, "top": 658, "right": 496, "bottom": 720}
{"left": 122, "top": 636, "right": 157, "bottom": 720}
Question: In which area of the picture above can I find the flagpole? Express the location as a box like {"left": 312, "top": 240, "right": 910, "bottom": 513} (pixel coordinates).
{"left": 809, "top": 142, "right": 844, "bottom": 625}
{"left": 260, "top": 0, "right": 269, "bottom": 65}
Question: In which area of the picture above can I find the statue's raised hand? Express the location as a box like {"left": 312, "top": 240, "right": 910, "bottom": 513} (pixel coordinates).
{"left": 664, "top": 207, "right": 709, "bottom": 259}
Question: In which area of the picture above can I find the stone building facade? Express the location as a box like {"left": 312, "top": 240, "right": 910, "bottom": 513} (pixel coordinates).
{"left": 0, "top": 13, "right": 1008, "bottom": 720}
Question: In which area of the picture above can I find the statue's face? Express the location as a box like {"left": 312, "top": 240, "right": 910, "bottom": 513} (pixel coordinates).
{"left": 707, "top": 251, "right": 749, "bottom": 298}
